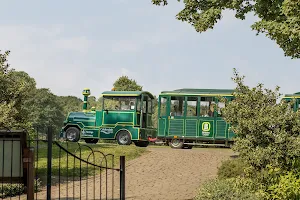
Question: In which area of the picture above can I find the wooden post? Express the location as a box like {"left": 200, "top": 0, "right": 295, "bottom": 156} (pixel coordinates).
{"left": 25, "top": 147, "right": 35, "bottom": 200}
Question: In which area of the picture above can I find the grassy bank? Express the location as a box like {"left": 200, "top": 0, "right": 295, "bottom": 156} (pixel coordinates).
{"left": 1, "top": 142, "right": 147, "bottom": 198}
{"left": 31, "top": 141, "right": 147, "bottom": 184}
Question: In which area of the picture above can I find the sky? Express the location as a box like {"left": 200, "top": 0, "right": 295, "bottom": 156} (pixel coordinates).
{"left": 0, "top": 0, "right": 299, "bottom": 99}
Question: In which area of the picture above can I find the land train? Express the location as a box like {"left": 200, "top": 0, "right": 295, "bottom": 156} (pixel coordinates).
{"left": 60, "top": 88, "right": 300, "bottom": 149}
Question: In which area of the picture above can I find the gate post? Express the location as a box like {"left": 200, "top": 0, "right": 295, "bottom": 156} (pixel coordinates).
{"left": 120, "top": 156, "right": 125, "bottom": 200}
{"left": 47, "top": 127, "right": 53, "bottom": 200}
{"left": 26, "top": 147, "right": 35, "bottom": 200}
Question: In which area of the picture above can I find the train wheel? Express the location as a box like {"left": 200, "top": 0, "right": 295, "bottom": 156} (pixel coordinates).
{"left": 169, "top": 139, "right": 184, "bottom": 149}
{"left": 65, "top": 127, "right": 80, "bottom": 142}
{"left": 116, "top": 130, "right": 132, "bottom": 145}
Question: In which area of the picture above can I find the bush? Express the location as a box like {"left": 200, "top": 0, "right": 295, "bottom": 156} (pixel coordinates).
{"left": 0, "top": 178, "right": 41, "bottom": 198}
{"left": 217, "top": 158, "right": 248, "bottom": 179}
{"left": 261, "top": 172, "right": 300, "bottom": 200}
{"left": 194, "top": 177, "right": 259, "bottom": 200}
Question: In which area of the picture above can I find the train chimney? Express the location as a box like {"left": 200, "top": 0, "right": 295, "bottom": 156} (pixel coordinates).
{"left": 82, "top": 88, "right": 91, "bottom": 111}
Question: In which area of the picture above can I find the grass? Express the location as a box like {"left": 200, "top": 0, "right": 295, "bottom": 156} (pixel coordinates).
{"left": 28, "top": 141, "right": 148, "bottom": 185}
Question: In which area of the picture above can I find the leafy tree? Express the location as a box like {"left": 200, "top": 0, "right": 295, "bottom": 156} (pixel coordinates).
{"left": 113, "top": 75, "right": 143, "bottom": 91}
{"left": 0, "top": 51, "right": 36, "bottom": 128}
{"left": 25, "top": 88, "right": 65, "bottom": 133}
{"left": 152, "top": 95, "right": 159, "bottom": 128}
{"left": 151, "top": 0, "right": 300, "bottom": 59}
{"left": 222, "top": 68, "right": 300, "bottom": 174}
{"left": 87, "top": 95, "right": 98, "bottom": 109}
{"left": 57, "top": 95, "right": 82, "bottom": 115}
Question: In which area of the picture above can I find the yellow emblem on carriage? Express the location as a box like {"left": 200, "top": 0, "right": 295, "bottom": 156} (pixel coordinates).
{"left": 202, "top": 122, "right": 211, "bottom": 132}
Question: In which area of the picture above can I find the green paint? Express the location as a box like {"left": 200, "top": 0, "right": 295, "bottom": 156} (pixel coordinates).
{"left": 60, "top": 89, "right": 157, "bottom": 142}
{"left": 157, "top": 88, "right": 235, "bottom": 145}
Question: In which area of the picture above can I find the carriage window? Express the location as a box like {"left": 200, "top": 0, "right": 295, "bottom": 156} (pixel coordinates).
{"left": 170, "top": 96, "right": 185, "bottom": 116}
{"left": 200, "top": 97, "right": 215, "bottom": 117}
{"left": 160, "top": 97, "right": 167, "bottom": 116}
{"left": 187, "top": 97, "right": 198, "bottom": 116}
{"left": 148, "top": 99, "right": 152, "bottom": 114}
{"left": 217, "top": 102, "right": 225, "bottom": 116}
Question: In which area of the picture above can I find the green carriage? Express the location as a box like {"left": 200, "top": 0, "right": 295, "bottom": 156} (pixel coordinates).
{"left": 60, "top": 88, "right": 156, "bottom": 147}
{"left": 156, "top": 88, "right": 235, "bottom": 148}
{"left": 282, "top": 92, "right": 300, "bottom": 111}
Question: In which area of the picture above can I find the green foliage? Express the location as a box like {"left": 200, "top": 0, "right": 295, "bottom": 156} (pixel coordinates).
{"left": 264, "top": 172, "right": 300, "bottom": 200}
{"left": 217, "top": 158, "right": 248, "bottom": 179}
{"left": 195, "top": 68, "right": 300, "bottom": 199}
{"left": 32, "top": 142, "right": 146, "bottom": 184}
{"left": 0, "top": 50, "right": 82, "bottom": 133}
{"left": 113, "top": 75, "right": 143, "bottom": 91}
{"left": 0, "top": 50, "right": 36, "bottom": 129}
{"left": 0, "top": 179, "right": 41, "bottom": 198}
{"left": 25, "top": 88, "right": 65, "bottom": 133}
{"left": 194, "top": 177, "right": 260, "bottom": 200}
{"left": 57, "top": 96, "right": 82, "bottom": 115}
{"left": 152, "top": 95, "right": 159, "bottom": 128}
{"left": 151, "top": 0, "right": 300, "bottom": 59}
{"left": 222, "top": 69, "right": 300, "bottom": 173}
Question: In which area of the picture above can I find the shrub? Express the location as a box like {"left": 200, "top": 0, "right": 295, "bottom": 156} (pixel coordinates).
{"left": 0, "top": 178, "right": 41, "bottom": 198}
{"left": 261, "top": 172, "right": 300, "bottom": 200}
{"left": 194, "top": 177, "right": 260, "bottom": 200}
{"left": 217, "top": 158, "right": 248, "bottom": 179}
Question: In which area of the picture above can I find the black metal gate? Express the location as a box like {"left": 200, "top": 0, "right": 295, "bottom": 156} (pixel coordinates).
{"left": 0, "top": 127, "right": 125, "bottom": 200}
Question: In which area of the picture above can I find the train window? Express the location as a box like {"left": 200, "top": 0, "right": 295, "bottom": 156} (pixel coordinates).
{"left": 160, "top": 97, "right": 167, "bottom": 116}
{"left": 217, "top": 102, "right": 225, "bottom": 116}
{"left": 187, "top": 97, "right": 198, "bottom": 116}
{"left": 103, "top": 97, "right": 119, "bottom": 110}
{"left": 200, "top": 97, "right": 215, "bottom": 117}
{"left": 136, "top": 98, "right": 141, "bottom": 111}
{"left": 120, "top": 97, "right": 136, "bottom": 110}
{"left": 148, "top": 99, "right": 152, "bottom": 114}
{"left": 104, "top": 97, "right": 136, "bottom": 111}
{"left": 170, "top": 96, "right": 185, "bottom": 116}
{"left": 143, "top": 100, "right": 147, "bottom": 113}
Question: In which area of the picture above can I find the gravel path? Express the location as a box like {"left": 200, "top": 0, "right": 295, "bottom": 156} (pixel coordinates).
{"left": 8, "top": 146, "right": 234, "bottom": 200}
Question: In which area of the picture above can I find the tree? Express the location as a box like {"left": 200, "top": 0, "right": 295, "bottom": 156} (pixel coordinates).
{"left": 57, "top": 95, "right": 82, "bottom": 115}
{"left": 0, "top": 50, "right": 36, "bottom": 128}
{"left": 25, "top": 88, "right": 65, "bottom": 133}
{"left": 222, "top": 68, "right": 300, "bottom": 174}
{"left": 113, "top": 76, "right": 143, "bottom": 91}
{"left": 151, "top": 0, "right": 300, "bottom": 59}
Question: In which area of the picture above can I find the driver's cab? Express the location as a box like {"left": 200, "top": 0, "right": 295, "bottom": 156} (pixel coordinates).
{"left": 100, "top": 91, "right": 154, "bottom": 128}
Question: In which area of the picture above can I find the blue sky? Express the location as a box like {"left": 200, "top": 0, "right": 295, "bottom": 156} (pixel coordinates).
{"left": 1, "top": 0, "right": 299, "bottom": 99}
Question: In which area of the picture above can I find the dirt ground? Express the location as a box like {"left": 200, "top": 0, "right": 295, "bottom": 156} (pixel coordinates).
{"left": 9, "top": 146, "right": 234, "bottom": 200}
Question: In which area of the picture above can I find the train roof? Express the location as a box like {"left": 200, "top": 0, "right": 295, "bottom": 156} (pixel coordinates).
{"left": 283, "top": 92, "right": 300, "bottom": 99}
{"left": 101, "top": 91, "right": 154, "bottom": 99}
{"left": 160, "top": 88, "right": 235, "bottom": 96}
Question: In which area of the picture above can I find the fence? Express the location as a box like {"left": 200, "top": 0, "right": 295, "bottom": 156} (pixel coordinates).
{"left": 0, "top": 127, "right": 125, "bottom": 200}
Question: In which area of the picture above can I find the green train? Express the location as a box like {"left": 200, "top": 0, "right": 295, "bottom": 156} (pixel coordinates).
{"left": 60, "top": 88, "right": 156, "bottom": 147}
{"left": 60, "top": 88, "right": 300, "bottom": 148}
{"left": 155, "top": 88, "right": 235, "bottom": 148}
